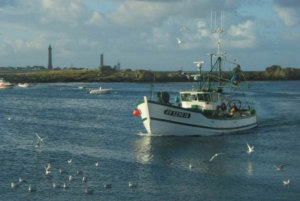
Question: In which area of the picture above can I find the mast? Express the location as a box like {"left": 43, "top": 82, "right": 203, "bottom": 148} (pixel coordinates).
{"left": 210, "top": 11, "right": 224, "bottom": 89}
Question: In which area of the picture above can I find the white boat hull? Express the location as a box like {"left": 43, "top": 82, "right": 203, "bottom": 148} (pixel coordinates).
{"left": 89, "top": 89, "right": 112, "bottom": 94}
{"left": 137, "top": 96, "right": 257, "bottom": 136}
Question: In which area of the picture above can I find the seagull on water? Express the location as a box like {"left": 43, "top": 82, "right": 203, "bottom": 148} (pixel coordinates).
{"left": 209, "top": 153, "right": 225, "bottom": 162}
{"left": 82, "top": 176, "right": 87, "bottom": 183}
{"left": 67, "top": 159, "right": 72, "bottom": 164}
{"left": 189, "top": 163, "right": 193, "bottom": 170}
{"left": 76, "top": 170, "right": 83, "bottom": 175}
{"left": 11, "top": 182, "right": 19, "bottom": 189}
{"left": 283, "top": 179, "right": 290, "bottom": 186}
{"left": 62, "top": 183, "right": 68, "bottom": 190}
{"left": 68, "top": 175, "right": 72, "bottom": 182}
{"left": 19, "top": 177, "right": 27, "bottom": 183}
{"left": 247, "top": 143, "right": 254, "bottom": 154}
{"left": 52, "top": 182, "right": 60, "bottom": 189}
{"left": 104, "top": 184, "right": 112, "bottom": 188}
{"left": 85, "top": 188, "right": 94, "bottom": 194}
{"left": 28, "top": 185, "right": 36, "bottom": 192}
{"left": 128, "top": 182, "right": 137, "bottom": 188}
{"left": 59, "top": 168, "right": 65, "bottom": 174}
{"left": 95, "top": 161, "right": 99, "bottom": 167}
{"left": 275, "top": 164, "right": 287, "bottom": 171}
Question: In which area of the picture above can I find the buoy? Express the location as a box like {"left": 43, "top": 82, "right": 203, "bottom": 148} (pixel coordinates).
{"left": 133, "top": 109, "right": 140, "bottom": 116}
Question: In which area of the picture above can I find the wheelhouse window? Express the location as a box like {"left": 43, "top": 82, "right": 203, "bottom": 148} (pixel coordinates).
{"left": 197, "top": 93, "right": 211, "bottom": 102}
{"left": 196, "top": 93, "right": 218, "bottom": 102}
{"left": 181, "top": 93, "right": 191, "bottom": 101}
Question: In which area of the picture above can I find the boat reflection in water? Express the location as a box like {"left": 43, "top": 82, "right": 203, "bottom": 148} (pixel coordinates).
{"left": 133, "top": 135, "right": 252, "bottom": 176}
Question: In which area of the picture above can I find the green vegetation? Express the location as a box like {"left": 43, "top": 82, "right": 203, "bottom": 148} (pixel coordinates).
{"left": 0, "top": 65, "right": 299, "bottom": 83}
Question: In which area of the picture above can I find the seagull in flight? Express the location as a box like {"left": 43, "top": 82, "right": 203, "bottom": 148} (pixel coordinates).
{"left": 45, "top": 167, "right": 51, "bottom": 176}
{"left": 176, "top": 37, "right": 183, "bottom": 44}
{"left": 246, "top": 143, "right": 254, "bottom": 154}
{"left": 35, "top": 133, "right": 46, "bottom": 148}
{"left": 209, "top": 153, "right": 225, "bottom": 162}
{"left": 275, "top": 164, "right": 287, "bottom": 171}
{"left": 46, "top": 163, "right": 51, "bottom": 171}
{"left": 36, "top": 133, "right": 46, "bottom": 143}
{"left": 283, "top": 179, "right": 290, "bottom": 186}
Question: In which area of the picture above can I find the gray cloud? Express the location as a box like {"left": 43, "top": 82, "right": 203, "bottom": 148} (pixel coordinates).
{"left": 274, "top": 0, "right": 300, "bottom": 8}
{"left": 0, "top": 0, "right": 17, "bottom": 7}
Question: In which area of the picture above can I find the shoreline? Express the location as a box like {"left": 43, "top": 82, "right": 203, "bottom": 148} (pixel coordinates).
{"left": 0, "top": 67, "right": 300, "bottom": 83}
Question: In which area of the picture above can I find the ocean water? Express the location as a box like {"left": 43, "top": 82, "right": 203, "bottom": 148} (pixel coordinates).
{"left": 0, "top": 81, "right": 299, "bottom": 201}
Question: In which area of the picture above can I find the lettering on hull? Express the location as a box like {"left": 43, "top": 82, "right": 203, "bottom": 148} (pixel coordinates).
{"left": 164, "top": 109, "right": 191, "bottom": 119}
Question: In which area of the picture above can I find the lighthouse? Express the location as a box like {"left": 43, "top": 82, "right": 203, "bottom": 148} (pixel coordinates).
{"left": 48, "top": 45, "right": 53, "bottom": 70}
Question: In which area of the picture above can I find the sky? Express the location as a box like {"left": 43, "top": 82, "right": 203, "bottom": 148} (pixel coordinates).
{"left": 0, "top": 0, "right": 299, "bottom": 71}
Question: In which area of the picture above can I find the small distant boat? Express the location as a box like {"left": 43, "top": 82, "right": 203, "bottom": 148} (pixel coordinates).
{"left": 0, "top": 78, "right": 14, "bottom": 89}
{"left": 18, "top": 83, "right": 30, "bottom": 88}
{"left": 78, "top": 86, "right": 86, "bottom": 90}
{"left": 89, "top": 86, "right": 112, "bottom": 94}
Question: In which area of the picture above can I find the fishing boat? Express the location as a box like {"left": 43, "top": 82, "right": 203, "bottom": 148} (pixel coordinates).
{"left": 0, "top": 78, "right": 14, "bottom": 89}
{"left": 133, "top": 17, "right": 257, "bottom": 136}
{"left": 88, "top": 86, "right": 112, "bottom": 94}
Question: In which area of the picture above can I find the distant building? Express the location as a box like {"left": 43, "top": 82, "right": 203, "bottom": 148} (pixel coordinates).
{"left": 99, "top": 53, "right": 121, "bottom": 72}
{"left": 48, "top": 45, "right": 53, "bottom": 70}
{"left": 100, "top": 54, "right": 104, "bottom": 68}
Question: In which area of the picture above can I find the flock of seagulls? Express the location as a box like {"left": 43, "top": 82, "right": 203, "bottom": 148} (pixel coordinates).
{"left": 9, "top": 133, "right": 138, "bottom": 195}
{"left": 9, "top": 128, "right": 291, "bottom": 196}
{"left": 188, "top": 142, "right": 290, "bottom": 187}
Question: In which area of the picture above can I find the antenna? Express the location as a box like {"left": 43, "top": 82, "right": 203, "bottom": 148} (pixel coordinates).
{"left": 210, "top": 11, "right": 224, "bottom": 57}
{"left": 193, "top": 61, "right": 204, "bottom": 71}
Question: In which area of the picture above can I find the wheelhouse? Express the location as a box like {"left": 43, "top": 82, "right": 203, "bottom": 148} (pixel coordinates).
{"left": 179, "top": 91, "right": 228, "bottom": 111}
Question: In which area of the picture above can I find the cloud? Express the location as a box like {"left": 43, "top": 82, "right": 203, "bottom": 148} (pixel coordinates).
{"left": 85, "top": 11, "right": 104, "bottom": 26}
{"left": 107, "top": 1, "right": 175, "bottom": 26}
{"left": 41, "top": 0, "right": 83, "bottom": 25}
{"left": 226, "top": 20, "right": 256, "bottom": 49}
{"left": 273, "top": 5, "right": 299, "bottom": 27}
{"left": 0, "top": 35, "right": 46, "bottom": 55}
{"left": 273, "top": 0, "right": 300, "bottom": 8}
{"left": 0, "top": 0, "right": 16, "bottom": 7}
